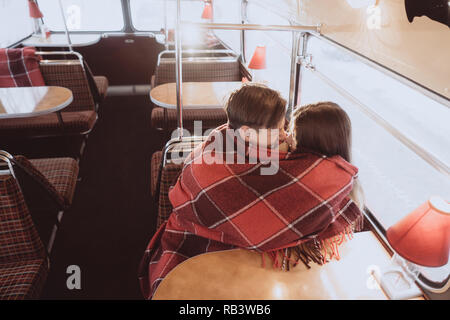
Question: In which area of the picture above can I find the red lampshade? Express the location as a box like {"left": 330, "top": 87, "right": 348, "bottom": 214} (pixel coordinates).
{"left": 387, "top": 196, "right": 450, "bottom": 267}
{"left": 201, "top": 3, "right": 213, "bottom": 20}
{"left": 28, "top": 0, "right": 43, "bottom": 19}
{"left": 248, "top": 46, "right": 266, "bottom": 70}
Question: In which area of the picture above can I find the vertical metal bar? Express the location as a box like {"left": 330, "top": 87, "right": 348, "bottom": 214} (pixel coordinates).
{"left": 295, "top": 33, "right": 309, "bottom": 113}
{"left": 287, "top": 31, "right": 300, "bottom": 118}
{"left": 175, "top": 0, "right": 183, "bottom": 139}
{"left": 240, "top": 0, "right": 248, "bottom": 64}
{"left": 164, "top": 0, "right": 169, "bottom": 50}
{"left": 58, "top": 0, "right": 73, "bottom": 51}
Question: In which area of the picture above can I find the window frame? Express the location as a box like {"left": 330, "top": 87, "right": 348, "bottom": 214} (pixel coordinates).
{"left": 36, "top": 0, "right": 128, "bottom": 34}
{"left": 298, "top": 32, "right": 450, "bottom": 296}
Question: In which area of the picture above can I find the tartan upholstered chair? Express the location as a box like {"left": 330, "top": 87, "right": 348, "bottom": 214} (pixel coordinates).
{"left": 150, "top": 55, "right": 241, "bottom": 132}
{"left": 0, "top": 151, "right": 79, "bottom": 253}
{"left": 0, "top": 156, "right": 49, "bottom": 300}
{"left": 0, "top": 52, "right": 97, "bottom": 138}
{"left": 0, "top": 51, "right": 107, "bottom": 159}
{"left": 151, "top": 151, "right": 183, "bottom": 228}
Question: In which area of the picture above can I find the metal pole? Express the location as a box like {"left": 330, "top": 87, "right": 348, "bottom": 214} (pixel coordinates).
{"left": 239, "top": 0, "right": 248, "bottom": 64}
{"left": 58, "top": 0, "right": 73, "bottom": 51}
{"left": 287, "top": 31, "right": 301, "bottom": 118}
{"left": 181, "top": 21, "right": 320, "bottom": 33}
{"left": 164, "top": 0, "right": 169, "bottom": 50}
{"left": 175, "top": 0, "right": 183, "bottom": 139}
{"left": 295, "top": 33, "right": 309, "bottom": 112}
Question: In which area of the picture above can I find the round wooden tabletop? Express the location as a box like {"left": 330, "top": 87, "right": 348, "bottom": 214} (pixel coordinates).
{"left": 0, "top": 86, "right": 73, "bottom": 119}
{"left": 150, "top": 81, "right": 243, "bottom": 109}
{"left": 153, "top": 232, "right": 390, "bottom": 300}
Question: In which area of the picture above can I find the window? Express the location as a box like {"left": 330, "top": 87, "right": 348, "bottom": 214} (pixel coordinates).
{"left": 37, "top": 0, "right": 124, "bottom": 32}
{"left": 130, "top": 0, "right": 205, "bottom": 31}
{"left": 213, "top": 0, "right": 241, "bottom": 53}
{"left": 0, "top": 0, "right": 33, "bottom": 47}
{"left": 298, "top": 35, "right": 450, "bottom": 284}
{"left": 244, "top": 2, "right": 293, "bottom": 99}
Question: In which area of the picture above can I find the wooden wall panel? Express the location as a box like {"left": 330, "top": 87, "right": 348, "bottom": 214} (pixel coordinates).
{"left": 293, "top": 0, "right": 450, "bottom": 99}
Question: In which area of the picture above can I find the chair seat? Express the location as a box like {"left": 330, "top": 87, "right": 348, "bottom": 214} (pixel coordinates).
{"left": 0, "top": 259, "right": 48, "bottom": 300}
{"left": 0, "top": 111, "right": 97, "bottom": 139}
{"left": 151, "top": 107, "right": 227, "bottom": 131}
{"left": 29, "top": 157, "right": 79, "bottom": 207}
{"left": 94, "top": 76, "right": 108, "bottom": 102}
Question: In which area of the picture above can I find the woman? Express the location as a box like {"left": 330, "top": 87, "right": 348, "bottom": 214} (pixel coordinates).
{"left": 288, "top": 101, "right": 365, "bottom": 210}
{"left": 139, "top": 85, "right": 363, "bottom": 299}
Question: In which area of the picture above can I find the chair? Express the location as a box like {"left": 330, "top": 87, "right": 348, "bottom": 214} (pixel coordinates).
{"left": 0, "top": 51, "right": 107, "bottom": 159}
{"left": 150, "top": 50, "right": 242, "bottom": 132}
{"left": 151, "top": 151, "right": 183, "bottom": 227}
{"left": 151, "top": 136, "right": 206, "bottom": 227}
{"left": 0, "top": 155, "right": 49, "bottom": 300}
{"left": 0, "top": 151, "right": 79, "bottom": 253}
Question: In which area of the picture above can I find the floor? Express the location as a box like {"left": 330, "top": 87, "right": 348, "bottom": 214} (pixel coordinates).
{"left": 41, "top": 95, "right": 165, "bottom": 299}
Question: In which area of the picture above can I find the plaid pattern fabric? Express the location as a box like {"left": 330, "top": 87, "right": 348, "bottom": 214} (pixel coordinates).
{"left": 29, "top": 157, "right": 79, "bottom": 208}
{"left": 0, "top": 47, "right": 45, "bottom": 87}
{"left": 154, "top": 60, "right": 241, "bottom": 86}
{"left": 0, "top": 259, "right": 48, "bottom": 300}
{"left": 93, "top": 76, "right": 108, "bottom": 102}
{"left": 39, "top": 62, "right": 95, "bottom": 112}
{"left": 151, "top": 107, "right": 227, "bottom": 131}
{"left": 150, "top": 151, "right": 183, "bottom": 227}
{"left": 0, "top": 110, "right": 97, "bottom": 138}
{"left": 13, "top": 155, "right": 66, "bottom": 209}
{"left": 150, "top": 151, "right": 162, "bottom": 198}
{"left": 139, "top": 125, "right": 363, "bottom": 298}
{"left": 0, "top": 175, "right": 48, "bottom": 299}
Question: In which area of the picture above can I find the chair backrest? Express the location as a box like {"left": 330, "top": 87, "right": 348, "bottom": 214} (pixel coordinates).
{"left": 0, "top": 173, "right": 46, "bottom": 264}
{"left": 153, "top": 137, "right": 206, "bottom": 227}
{"left": 154, "top": 59, "right": 241, "bottom": 86}
{"left": 39, "top": 59, "right": 96, "bottom": 112}
{"left": 156, "top": 163, "right": 183, "bottom": 227}
{"left": 12, "top": 155, "right": 66, "bottom": 211}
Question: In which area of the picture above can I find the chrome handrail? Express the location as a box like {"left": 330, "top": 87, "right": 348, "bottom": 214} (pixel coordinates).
{"left": 180, "top": 21, "right": 321, "bottom": 33}
{"left": 157, "top": 49, "right": 237, "bottom": 66}
{"left": 35, "top": 50, "right": 85, "bottom": 71}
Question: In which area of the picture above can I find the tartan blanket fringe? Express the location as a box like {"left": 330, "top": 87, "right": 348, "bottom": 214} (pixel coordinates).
{"left": 263, "top": 213, "right": 364, "bottom": 270}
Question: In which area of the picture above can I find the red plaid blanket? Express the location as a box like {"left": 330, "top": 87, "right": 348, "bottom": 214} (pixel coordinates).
{"left": 0, "top": 47, "right": 44, "bottom": 87}
{"left": 139, "top": 125, "right": 363, "bottom": 299}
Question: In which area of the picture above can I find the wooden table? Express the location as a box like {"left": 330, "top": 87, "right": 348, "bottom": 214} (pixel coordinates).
{"left": 22, "top": 34, "right": 101, "bottom": 48}
{"left": 0, "top": 86, "right": 73, "bottom": 119}
{"left": 150, "top": 81, "right": 243, "bottom": 109}
{"left": 153, "top": 232, "right": 397, "bottom": 300}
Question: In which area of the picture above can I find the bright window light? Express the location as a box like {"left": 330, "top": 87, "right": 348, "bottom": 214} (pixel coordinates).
{"left": 38, "top": 0, "right": 124, "bottom": 32}
{"left": 299, "top": 36, "right": 449, "bottom": 284}
{"left": 0, "top": 0, "right": 33, "bottom": 47}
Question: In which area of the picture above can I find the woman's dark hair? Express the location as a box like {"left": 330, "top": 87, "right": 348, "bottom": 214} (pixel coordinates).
{"left": 224, "top": 83, "right": 286, "bottom": 130}
{"left": 291, "top": 102, "right": 352, "bottom": 162}
{"left": 292, "top": 101, "right": 364, "bottom": 209}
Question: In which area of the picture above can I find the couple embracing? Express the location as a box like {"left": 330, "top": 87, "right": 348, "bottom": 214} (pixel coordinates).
{"left": 139, "top": 83, "right": 365, "bottom": 299}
